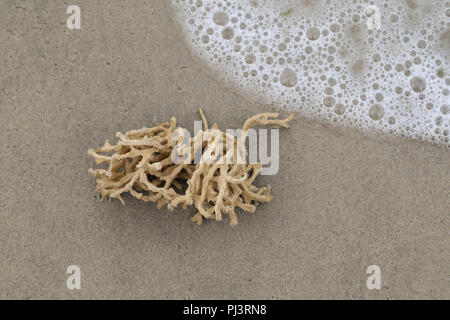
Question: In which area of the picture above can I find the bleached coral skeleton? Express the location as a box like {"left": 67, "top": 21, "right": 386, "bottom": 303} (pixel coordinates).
{"left": 88, "top": 109, "right": 294, "bottom": 226}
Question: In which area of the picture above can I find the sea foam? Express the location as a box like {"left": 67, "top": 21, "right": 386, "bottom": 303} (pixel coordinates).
{"left": 171, "top": 0, "right": 450, "bottom": 146}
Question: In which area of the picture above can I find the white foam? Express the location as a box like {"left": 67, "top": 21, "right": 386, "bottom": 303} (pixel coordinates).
{"left": 171, "top": 0, "right": 450, "bottom": 146}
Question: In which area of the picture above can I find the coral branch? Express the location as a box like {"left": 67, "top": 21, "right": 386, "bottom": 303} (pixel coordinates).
{"left": 88, "top": 109, "right": 294, "bottom": 226}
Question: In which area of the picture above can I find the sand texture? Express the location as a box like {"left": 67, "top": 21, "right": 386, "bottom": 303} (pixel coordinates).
{"left": 0, "top": 1, "right": 448, "bottom": 299}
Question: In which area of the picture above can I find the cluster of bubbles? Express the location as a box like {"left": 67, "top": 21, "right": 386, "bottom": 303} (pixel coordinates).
{"left": 171, "top": 0, "right": 450, "bottom": 145}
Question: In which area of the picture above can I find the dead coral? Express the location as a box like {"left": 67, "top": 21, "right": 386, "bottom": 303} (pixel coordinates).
{"left": 88, "top": 118, "right": 192, "bottom": 208}
{"left": 88, "top": 109, "right": 294, "bottom": 226}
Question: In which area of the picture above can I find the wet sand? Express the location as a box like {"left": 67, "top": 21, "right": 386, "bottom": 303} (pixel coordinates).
{"left": 1, "top": 1, "right": 448, "bottom": 299}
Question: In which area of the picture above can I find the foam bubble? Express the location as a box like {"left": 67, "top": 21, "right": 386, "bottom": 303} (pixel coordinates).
{"left": 334, "top": 103, "right": 345, "bottom": 115}
{"left": 369, "top": 104, "right": 385, "bottom": 121}
{"left": 280, "top": 68, "right": 297, "bottom": 87}
{"left": 221, "top": 27, "right": 235, "bottom": 39}
{"left": 213, "top": 11, "right": 229, "bottom": 26}
{"left": 323, "top": 96, "right": 335, "bottom": 108}
{"left": 306, "top": 27, "right": 321, "bottom": 41}
{"left": 171, "top": 0, "right": 450, "bottom": 146}
{"left": 410, "top": 76, "right": 427, "bottom": 93}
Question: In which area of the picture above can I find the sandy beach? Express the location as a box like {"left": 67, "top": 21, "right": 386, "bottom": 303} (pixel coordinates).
{"left": 0, "top": 0, "right": 448, "bottom": 299}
